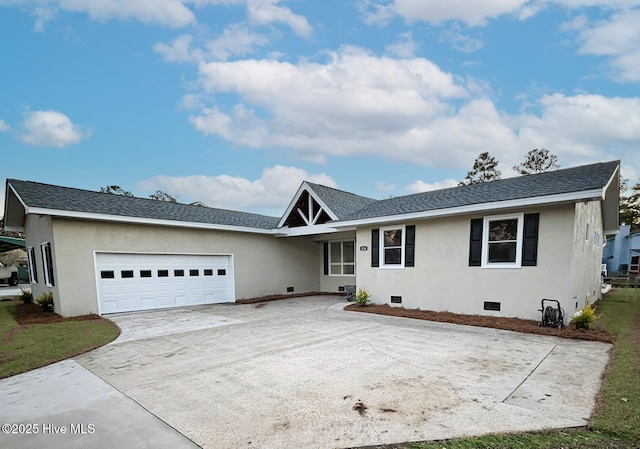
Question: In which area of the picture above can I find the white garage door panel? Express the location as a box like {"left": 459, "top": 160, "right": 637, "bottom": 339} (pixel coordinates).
{"left": 96, "top": 253, "right": 233, "bottom": 314}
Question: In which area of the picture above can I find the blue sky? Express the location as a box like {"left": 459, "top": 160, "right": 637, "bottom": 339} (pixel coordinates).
{"left": 1, "top": 0, "right": 639, "bottom": 217}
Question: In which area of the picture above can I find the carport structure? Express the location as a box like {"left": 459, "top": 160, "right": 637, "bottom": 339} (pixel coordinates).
{"left": 0, "top": 236, "right": 25, "bottom": 253}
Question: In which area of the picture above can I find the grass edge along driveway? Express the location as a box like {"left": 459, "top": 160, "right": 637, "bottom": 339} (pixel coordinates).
{"left": 0, "top": 300, "right": 120, "bottom": 379}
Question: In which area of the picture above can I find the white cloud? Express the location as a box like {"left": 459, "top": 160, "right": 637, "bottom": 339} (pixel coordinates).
{"left": 137, "top": 165, "right": 336, "bottom": 214}
{"left": 191, "top": 46, "right": 473, "bottom": 163}
{"left": 386, "top": 31, "right": 419, "bottom": 58}
{"left": 2, "top": 0, "right": 197, "bottom": 28}
{"left": 406, "top": 178, "right": 459, "bottom": 193}
{"left": 247, "top": 0, "right": 312, "bottom": 37}
{"left": 375, "top": 181, "right": 396, "bottom": 192}
{"left": 205, "top": 24, "right": 269, "bottom": 60}
{"left": 363, "top": 0, "right": 529, "bottom": 27}
{"left": 0, "top": 119, "right": 10, "bottom": 132}
{"left": 517, "top": 94, "right": 640, "bottom": 155}
{"left": 573, "top": 9, "right": 640, "bottom": 82}
{"left": 361, "top": 1, "right": 640, "bottom": 27}
{"left": 186, "top": 46, "right": 640, "bottom": 171}
{"left": 19, "top": 110, "right": 90, "bottom": 148}
{"left": 439, "top": 25, "right": 484, "bottom": 52}
{"left": 154, "top": 35, "right": 202, "bottom": 63}
{"left": 185, "top": 46, "right": 640, "bottom": 175}
{"left": 32, "top": 6, "right": 56, "bottom": 31}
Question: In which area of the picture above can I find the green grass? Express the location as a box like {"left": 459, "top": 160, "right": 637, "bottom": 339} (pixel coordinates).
{"left": 392, "top": 288, "right": 640, "bottom": 449}
{"left": 0, "top": 301, "right": 120, "bottom": 379}
{"left": 406, "top": 429, "right": 633, "bottom": 449}
{"left": 590, "top": 288, "right": 640, "bottom": 437}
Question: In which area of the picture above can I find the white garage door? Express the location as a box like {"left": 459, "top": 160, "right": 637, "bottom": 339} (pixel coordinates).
{"left": 96, "top": 253, "right": 234, "bottom": 314}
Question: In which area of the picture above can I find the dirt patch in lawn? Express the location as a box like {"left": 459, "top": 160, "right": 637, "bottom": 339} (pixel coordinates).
{"left": 344, "top": 303, "right": 616, "bottom": 344}
{"left": 12, "top": 302, "right": 103, "bottom": 325}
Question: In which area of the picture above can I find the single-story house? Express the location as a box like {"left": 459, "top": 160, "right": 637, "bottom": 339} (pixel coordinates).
{"left": 3, "top": 160, "right": 619, "bottom": 322}
{"left": 603, "top": 224, "right": 640, "bottom": 275}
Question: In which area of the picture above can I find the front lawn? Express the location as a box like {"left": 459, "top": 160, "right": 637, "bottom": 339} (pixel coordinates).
{"left": 0, "top": 300, "right": 120, "bottom": 379}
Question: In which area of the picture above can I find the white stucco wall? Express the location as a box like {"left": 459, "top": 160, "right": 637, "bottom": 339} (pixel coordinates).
{"left": 24, "top": 215, "right": 59, "bottom": 313}
{"left": 355, "top": 205, "right": 576, "bottom": 321}
{"left": 570, "top": 201, "right": 604, "bottom": 315}
{"left": 47, "top": 218, "right": 320, "bottom": 316}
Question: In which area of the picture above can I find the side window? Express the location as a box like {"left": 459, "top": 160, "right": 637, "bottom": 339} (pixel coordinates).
{"left": 470, "top": 213, "right": 538, "bottom": 268}
{"left": 371, "top": 225, "right": 415, "bottom": 268}
{"left": 27, "top": 246, "right": 38, "bottom": 283}
{"left": 41, "top": 242, "right": 55, "bottom": 287}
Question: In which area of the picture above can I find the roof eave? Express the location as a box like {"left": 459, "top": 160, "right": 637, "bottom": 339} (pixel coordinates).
{"left": 25, "top": 207, "right": 277, "bottom": 235}
{"left": 333, "top": 188, "right": 605, "bottom": 228}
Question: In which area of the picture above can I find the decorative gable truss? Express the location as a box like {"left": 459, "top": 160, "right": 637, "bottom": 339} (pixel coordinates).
{"left": 278, "top": 184, "right": 338, "bottom": 229}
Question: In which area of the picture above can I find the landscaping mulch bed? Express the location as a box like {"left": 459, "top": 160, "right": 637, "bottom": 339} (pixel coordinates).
{"left": 236, "top": 291, "right": 344, "bottom": 304}
{"left": 344, "top": 303, "right": 616, "bottom": 344}
{"left": 12, "top": 302, "right": 102, "bottom": 325}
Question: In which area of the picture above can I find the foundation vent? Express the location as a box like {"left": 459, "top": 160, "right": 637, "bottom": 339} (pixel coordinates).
{"left": 483, "top": 301, "right": 501, "bottom": 311}
{"left": 390, "top": 296, "right": 402, "bottom": 304}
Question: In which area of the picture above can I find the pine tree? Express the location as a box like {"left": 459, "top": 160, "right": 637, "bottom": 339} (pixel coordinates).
{"left": 458, "top": 152, "right": 502, "bottom": 186}
{"left": 513, "top": 148, "right": 560, "bottom": 175}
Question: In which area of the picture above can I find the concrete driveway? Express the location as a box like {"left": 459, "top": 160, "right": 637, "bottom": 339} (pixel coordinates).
{"left": 1, "top": 296, "right": 611, "bottom": 449}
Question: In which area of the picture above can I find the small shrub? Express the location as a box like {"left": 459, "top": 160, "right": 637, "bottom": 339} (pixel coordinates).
{"left": 36, "top": 291, "right": 54, "bottom": 312}
{"left": 571, "top": 303, "right": 598, "bottom": 329}
{"left": 19, "top": 289, "right": 33, "bottom": 304}
{"left": 354, "top": 287, "right": 371, "bottom": 307}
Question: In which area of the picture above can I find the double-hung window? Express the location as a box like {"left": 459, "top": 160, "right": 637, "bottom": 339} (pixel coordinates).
{"left": 329, "top": 241, "right": 355, "bottom": 275}
{"left": 41, "top": 242, "right": 55, "bottom": 286}
{"left": 381, "top": 226, "right": 405, "bottom": 268}
{"left": 482, "top": 213, "right": 524, "bottom": 268}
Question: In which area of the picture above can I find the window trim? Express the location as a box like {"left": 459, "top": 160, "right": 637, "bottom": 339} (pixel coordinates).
{"left": 380, "top": 225, "right": 406, "bottom": 269}
{"left": 328, "top": 240, "right": 356, "bottom": 276}
{"left": 41, "top": 242, "right": 55, "bottom": 286}
{"left": 481, "top": 213, "right": 524, "bottom": 269}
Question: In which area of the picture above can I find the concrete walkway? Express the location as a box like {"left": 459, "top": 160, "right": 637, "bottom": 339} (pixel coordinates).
{"left": 0, "top": 296, "right": 612, "bottom": 449}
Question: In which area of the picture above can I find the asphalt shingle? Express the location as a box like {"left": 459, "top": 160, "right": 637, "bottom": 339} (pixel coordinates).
{"left": 340, "top": 160, "right": 619, "bottom": 221}
{"left": 303, "top": 182, "right": 377, "bottom": 220}
{"left": 8, "top": 179, "right": 280, "bottom": 230}
{"left": 7, "top": 160, "right": 619, "bottom": 230}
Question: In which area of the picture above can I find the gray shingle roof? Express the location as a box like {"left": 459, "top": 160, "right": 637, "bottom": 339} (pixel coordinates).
{"left": 341, "top": 160, "right": 619, "bottom": 221}
{"left": 304, "top": 182, "right": 377, "bottom": 220}
{"left": 8, "top": 179, "right": 280, "bottom": 230}
{"left": 7, "top": 160, "right": 619, "bottom": 231}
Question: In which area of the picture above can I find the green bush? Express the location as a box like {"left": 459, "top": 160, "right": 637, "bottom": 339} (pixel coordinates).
{"left": 571, "top": 303, "right": 598, "bottom": 329}
{"left": 354, "top": 287, "right": 371, "bottom": 307}
{"left": 19, "top": 289, "right": 33, "bottom": 304}
{"left": 36, "top": 292, "right": 54, "bottom": 312}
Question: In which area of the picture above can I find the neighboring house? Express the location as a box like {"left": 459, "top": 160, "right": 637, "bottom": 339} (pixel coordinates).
{"left": 3, "top": 160, "right": 619, "bottom": 322}
{"left": 603, "top": 225, "right": 640, "bottom": 275}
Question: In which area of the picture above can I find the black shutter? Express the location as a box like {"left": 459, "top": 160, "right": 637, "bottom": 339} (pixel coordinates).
{"left": 371, "top": 229, "right": 379, "bottom": 267}
{"left": 323, "top": 242, "right": 329, "bottom": 275}
{"left": 522, "top": 213, "right": 539, "bottom": 266}
{"left": 469, "top": 219, "right": 483, "bottom": 266}
{"left": 405, "top": 225, "right": 415, "bottom": 267}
